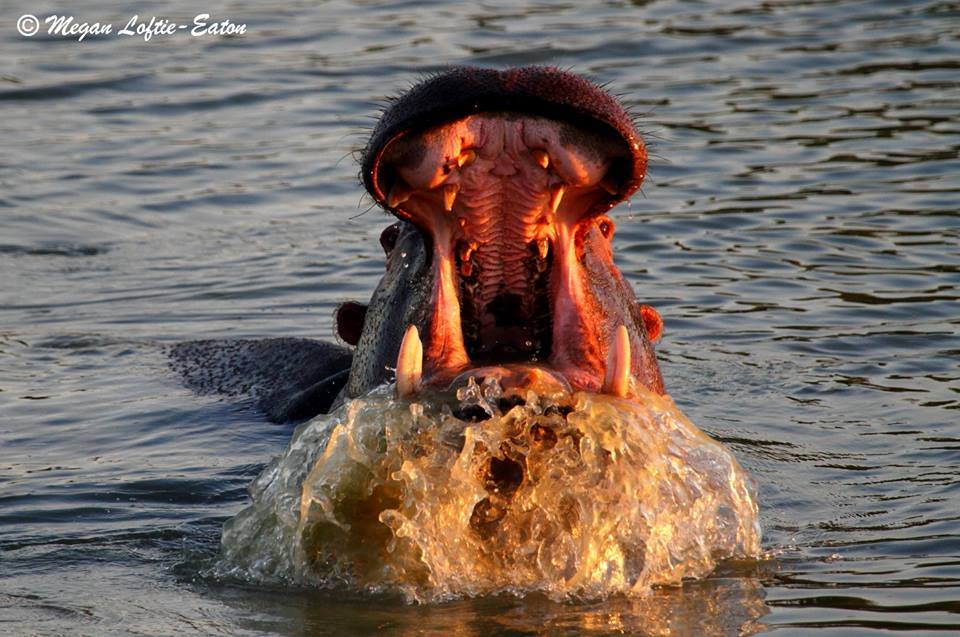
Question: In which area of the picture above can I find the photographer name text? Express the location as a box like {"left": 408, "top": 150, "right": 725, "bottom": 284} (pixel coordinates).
{"left": 17, "top": 14, "right": 247, "bottom": 42}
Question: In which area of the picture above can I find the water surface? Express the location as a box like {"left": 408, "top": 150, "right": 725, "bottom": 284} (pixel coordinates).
{"left": 2, "top": 0, "right": 958, "bottom": 634}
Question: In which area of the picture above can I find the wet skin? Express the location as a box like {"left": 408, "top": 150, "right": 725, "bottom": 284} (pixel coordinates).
{"left": 171, "top": 66, "right": 665, "bottom": 421}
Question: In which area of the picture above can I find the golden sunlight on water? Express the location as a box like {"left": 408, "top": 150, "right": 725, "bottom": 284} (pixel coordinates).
{"left": 219, "top": 378, "right": 761, "bottom": 603}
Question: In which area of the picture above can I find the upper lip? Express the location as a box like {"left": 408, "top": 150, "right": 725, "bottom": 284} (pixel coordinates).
{"left": 362, "top": 66, "right": 648, "bottom": 217}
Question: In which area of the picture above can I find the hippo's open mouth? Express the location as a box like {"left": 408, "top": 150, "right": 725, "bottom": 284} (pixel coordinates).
{"left": 361, "top": 67, "right": 664, "bottom": 398}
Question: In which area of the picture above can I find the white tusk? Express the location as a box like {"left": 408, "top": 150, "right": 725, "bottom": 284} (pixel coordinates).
{"left": 601, "top": 325, "right": 631, "bottom": 398}
{"left": 396, "top": 324, "right": 423, "bottom": 398}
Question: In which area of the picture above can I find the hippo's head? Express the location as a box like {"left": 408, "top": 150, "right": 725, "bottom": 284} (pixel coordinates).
{"left": 345, "top": 66, "right": 664, "bottom": 402}
{"left": 202, "top": 69, "right": 764, "bottom": 599}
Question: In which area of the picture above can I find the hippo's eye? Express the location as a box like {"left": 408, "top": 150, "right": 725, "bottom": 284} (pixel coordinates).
{"left": 598, "top": 217, "right": 614, "bottom": 239}
{"left": 380, "top": 223, "right": 400, "bottom": 255}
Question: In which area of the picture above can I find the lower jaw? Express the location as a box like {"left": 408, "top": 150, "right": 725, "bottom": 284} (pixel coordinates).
{"left": 447, "top": 364, "right": 574, "bottom": 397}
{"left": 415, "top": 240, "right": 603, "bottom": 389}
{"left": 396, "top": 320, "right": 634, "bottom": 402}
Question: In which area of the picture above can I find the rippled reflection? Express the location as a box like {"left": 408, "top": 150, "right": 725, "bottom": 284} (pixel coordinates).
{"left": 2, "top": 0, "right": 958, "bottom": 633}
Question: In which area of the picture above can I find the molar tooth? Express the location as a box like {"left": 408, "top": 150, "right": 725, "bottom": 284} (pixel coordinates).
{"left": 531, "top": 149, "right": 550, "bottom": 169}
{"left": 601, "top": 325, "right": 631, "bottom": 398}
{"left": 458, "top": 243, "right": 473, "bottom": 262}
{"left": 387, "top": 182, "right": 412, "bottom": 208}
{"left": 458, "top": 149, "right": 477, "bottom": 168}
{"left": 549, "top": 185, "right": 566, "bottom": 214}
{"left": 396, "top": 324, "right": 423, "bottom": 398}
{"left": 536, "top": 237, "right": 550, "bottom": 260}
{"left": 443, "top": 183, "right": 460, "bottom": 212}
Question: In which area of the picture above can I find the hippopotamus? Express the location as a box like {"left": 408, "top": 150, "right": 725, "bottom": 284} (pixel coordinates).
{"left": 170, "top": 66, "right": 666, "bottom": 421}
{"left": 175, "top": 69, "right": 764, "bottom": 598}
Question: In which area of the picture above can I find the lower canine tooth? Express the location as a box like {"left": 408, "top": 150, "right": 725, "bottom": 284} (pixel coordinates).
{"left": 396, "top": 324, "right": 423, "bottom": 398}
{"left": 601, "top": 324, "right": 631, "bottom": 398}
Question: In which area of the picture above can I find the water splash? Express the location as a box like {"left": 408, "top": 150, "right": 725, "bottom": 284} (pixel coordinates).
{"left": 218, "top": 381, "right": 761, "bottom": 602}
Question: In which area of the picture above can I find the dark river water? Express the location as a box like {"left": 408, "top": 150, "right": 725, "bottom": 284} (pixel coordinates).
{"left": 2, "top": 0, "right": 959, "bottom": 634}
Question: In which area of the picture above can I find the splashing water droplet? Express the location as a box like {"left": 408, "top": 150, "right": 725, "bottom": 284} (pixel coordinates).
{"left": 217, "top": 383, "right": 761, "bottom": 602}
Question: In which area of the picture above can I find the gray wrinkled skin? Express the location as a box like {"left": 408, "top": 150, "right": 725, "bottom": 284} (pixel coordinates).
{"left": 168, "top": 222, "right": 434, "bottom": 422}
{"left": 346, "top": 221, "right": 434, "bottom": 398}
{"left": 168, "top": 338, "right": 353, "bottom": 423}
{"left": 578, "top": 224, "right": 662, "bottom": 389}
{"left": 167, "top": 219, "right": 655, "bottom": 422}
{"left": 168, "top": 65, "right": 662, "bottom": 421}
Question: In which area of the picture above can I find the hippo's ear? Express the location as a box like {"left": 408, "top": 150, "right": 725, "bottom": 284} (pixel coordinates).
{"left": 336, "top": 301, "right": 368, "bottom": 346}
{"left": 638, "top": 304, "right": 663, "bottom": 343}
